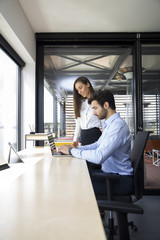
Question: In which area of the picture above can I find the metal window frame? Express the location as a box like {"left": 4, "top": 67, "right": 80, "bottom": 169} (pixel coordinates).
{"left": 0, "top": 34, "right": 25, "bottom": 150}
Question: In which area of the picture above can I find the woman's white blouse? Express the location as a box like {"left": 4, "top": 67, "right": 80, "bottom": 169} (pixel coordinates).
{"left": 73, "top": 99, "right": 103, "bottom": 142}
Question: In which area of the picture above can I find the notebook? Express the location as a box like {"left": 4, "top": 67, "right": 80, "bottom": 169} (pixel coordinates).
{"left": 47, "top": 132, "right": 71, "bottom": 157}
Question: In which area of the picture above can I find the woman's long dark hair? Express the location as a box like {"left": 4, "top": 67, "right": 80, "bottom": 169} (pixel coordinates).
{"left": 73, "top": 77, "right": 94, "bottom": 118}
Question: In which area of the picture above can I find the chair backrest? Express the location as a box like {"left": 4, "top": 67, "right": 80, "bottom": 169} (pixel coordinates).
{"left": 131, "top": 131, "right": 150, "bottom": 201}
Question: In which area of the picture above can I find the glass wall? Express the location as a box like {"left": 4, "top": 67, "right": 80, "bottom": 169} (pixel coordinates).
{"left": 142, "top": 44, "right": 160, "bottom": 135}
{"left": 142, "top": 44, "right": 160, "bottom": 191}
{"left": 0, "top": 49, "right": 18, "bottom": 164}
{"left": 44, "top": 79, "right": 54, "bottom": 133}
{"left": 36, "top": 33, "right": 160, "bottom": 194}
{"left": 44, "top": 45, "right": 134, "bottom": 139}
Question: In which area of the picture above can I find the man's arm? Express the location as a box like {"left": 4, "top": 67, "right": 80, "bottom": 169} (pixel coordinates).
{"left": 58, "top": 140, "right": 98, "bottom": 155}
{"left": 60, "top": 124, "right": 129, "bottom": 165}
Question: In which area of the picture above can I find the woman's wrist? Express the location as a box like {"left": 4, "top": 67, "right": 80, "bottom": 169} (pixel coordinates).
{"left": 72, "top": 141, "right": 78, "bottom": 147}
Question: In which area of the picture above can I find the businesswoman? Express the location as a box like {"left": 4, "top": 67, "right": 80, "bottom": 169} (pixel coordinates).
{"left": 72, "top": 76, "right": 102, "bottom": 148}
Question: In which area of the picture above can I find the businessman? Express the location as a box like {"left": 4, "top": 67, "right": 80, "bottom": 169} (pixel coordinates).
{"left": 58, "top": 90, "right": 134, "bottom": 196}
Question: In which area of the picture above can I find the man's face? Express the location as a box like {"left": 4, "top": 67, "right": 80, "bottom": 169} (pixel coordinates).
{"left": 91, "top": 100, "right": 107, "bottom": 120}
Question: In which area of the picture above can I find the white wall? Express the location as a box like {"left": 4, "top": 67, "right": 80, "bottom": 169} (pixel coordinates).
{"left": 0, "top": 0, "right": 36, "bottom": 149}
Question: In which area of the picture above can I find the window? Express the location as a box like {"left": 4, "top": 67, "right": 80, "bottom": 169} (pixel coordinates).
{"left": 0, "top": 49, "right": 18, "bottom": 163}
{"left": 142, "top": 44, "right": 160, "bottom": 135}
{"left": 0, "top": 35, "right": 25, "bottom": 164}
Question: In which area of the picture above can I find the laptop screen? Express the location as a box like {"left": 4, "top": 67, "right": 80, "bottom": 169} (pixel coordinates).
{"left": 47, "top": 132, "right": 71, "bottom": 157}
{"left": 47, "top": 132, "right": 57, "bottom": 156}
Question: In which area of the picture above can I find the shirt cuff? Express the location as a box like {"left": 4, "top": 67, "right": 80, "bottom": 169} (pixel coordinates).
{"left": 68, "top": 147, "right": 72, "bottom": 155}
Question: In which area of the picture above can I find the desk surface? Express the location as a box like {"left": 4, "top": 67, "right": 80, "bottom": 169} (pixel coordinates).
{"left": 0, "top": 147, "right": 106, "bottom": 240}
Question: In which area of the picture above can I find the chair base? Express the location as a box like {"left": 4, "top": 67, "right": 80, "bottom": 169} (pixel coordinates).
{"left": 102, "top": 216, "right": 138, "bottom": 240}
{"left": 128, "top": 221, "right": 138, "bottom": 231}
{"left": 100, "top": 201, "right": 143, "bottom": 240}
{"left": 102, "top": 211, "right": 118, "bottom": 240}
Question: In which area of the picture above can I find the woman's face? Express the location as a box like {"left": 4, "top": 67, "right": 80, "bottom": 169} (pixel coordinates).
{"left": 75, "top": 81, "right": 91, "bottom": 98}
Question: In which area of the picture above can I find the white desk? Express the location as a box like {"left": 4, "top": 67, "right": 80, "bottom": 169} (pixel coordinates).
{"left": 0, "top": 147, "right": 106, "bottom": 240}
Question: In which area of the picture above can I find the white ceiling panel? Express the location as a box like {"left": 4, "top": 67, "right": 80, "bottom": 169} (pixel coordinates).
{"left": 19, "top": 0, "right": 160, "bottom": 33}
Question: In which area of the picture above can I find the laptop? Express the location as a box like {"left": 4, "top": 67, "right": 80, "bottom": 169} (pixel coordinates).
{"left": 47, "top": 132, "right": 71, "bottom": 157}
{"left": 8, "top": 142, "right": 24, "bottom": 163}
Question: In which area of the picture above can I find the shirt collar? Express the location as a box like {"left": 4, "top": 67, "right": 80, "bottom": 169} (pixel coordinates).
{"left": 103, "top": 112, "right": 120, "bottom": 129}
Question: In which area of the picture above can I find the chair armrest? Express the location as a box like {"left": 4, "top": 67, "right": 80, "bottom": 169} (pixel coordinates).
{"left": 91, "top": 171, "right": 121, "bottom": 200}
{"left": 98, "top": 200, "right": 143, "bottom": 214}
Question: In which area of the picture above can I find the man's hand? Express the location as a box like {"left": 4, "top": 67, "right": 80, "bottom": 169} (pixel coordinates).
{"left": 58, "top": 145, "right": 72, "bottom": 155}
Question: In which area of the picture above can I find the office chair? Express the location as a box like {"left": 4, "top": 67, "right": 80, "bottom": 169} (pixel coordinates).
{"left": 92, "top": 131, "right": 150, "bottom": 240}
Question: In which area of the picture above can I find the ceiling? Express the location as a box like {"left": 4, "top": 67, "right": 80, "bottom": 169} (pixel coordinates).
{"left": 19, "top": 0, "right": 160, "bottom": 33}
{"left": 19, "top": 0, "right": 160, "bottom": 98}
{"left": 44, "top": 43, "right": 160, "bottom": 98}
{"left": 44, "top": 45, "right": 133, "bottom": 96}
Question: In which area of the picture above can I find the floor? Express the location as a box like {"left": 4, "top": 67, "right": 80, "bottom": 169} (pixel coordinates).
{"left": 145, "top": 155, "right": 160, "bottom": 189}
{"left": 103, "top": 195, "right": 160, "bottom": 240}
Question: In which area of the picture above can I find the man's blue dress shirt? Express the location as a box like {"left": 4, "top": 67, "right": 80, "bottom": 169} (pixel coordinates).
{"left": 71, "top": 112, "right": 133, "bottom": 175}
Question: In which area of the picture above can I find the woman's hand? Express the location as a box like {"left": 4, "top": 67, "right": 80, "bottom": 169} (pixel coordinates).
{"left": 72, "top": 141, "right": 79, "bottom": 147}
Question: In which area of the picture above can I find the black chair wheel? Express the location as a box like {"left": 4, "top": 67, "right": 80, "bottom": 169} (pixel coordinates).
{"left": 131, "top": 225, "right": 138, "bottom": 231}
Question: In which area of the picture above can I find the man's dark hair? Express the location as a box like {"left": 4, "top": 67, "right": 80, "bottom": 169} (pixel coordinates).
{"left": 88, "top": 89, "right": 116, "bottom": 110}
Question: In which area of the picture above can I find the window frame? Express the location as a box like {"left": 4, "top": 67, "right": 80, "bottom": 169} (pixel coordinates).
{"left": 0, "top": 34, "right": 25, "bottom": 150}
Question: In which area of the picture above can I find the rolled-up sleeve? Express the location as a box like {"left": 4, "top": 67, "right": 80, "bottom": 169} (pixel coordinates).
{"left": 73, "top": 118, "right": 81, "bottom": 142}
